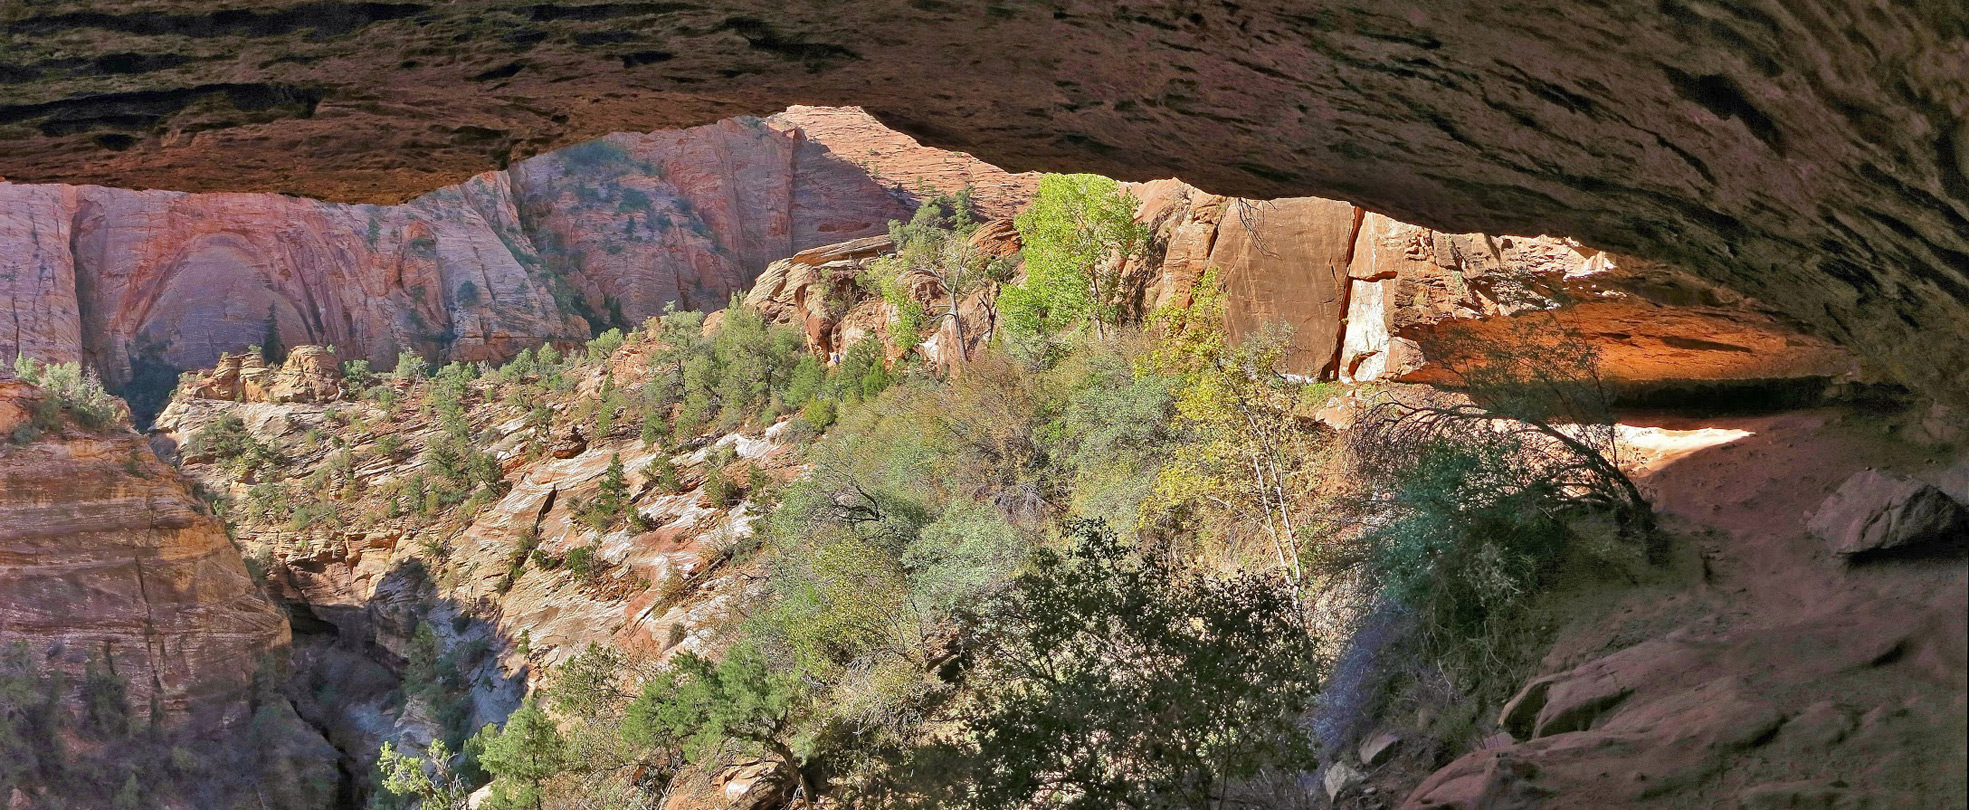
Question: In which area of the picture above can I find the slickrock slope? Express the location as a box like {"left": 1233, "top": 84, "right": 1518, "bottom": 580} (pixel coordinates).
{"left": 153, "top": 343, "right": 793, "bottom": 798}
{"left": 2, "top": 0, "right": 1962, "bottom": 406}
{"left": 0, "top": 107, "right": 1001, "bottom": 417}
{"left": 1386, "top": 412, "right": 1969, "bottom": 809}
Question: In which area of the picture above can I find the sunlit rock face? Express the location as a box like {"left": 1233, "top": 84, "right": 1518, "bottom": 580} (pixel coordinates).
{"left": 0, "top": 376, "right": 293, "bottom": 730}
{"left": 0, "top": 108, "right": 981, "bottom": 413}
{"left": 1117, "top": 180, "right": 1859, "bottom": 386}
{"left": 1, "top": 1, "right": 1962, "bottom": 402}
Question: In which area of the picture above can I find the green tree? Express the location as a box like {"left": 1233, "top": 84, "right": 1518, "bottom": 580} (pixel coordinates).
{"left": 1002, "top": 173, "right": 1147, "bottom": 339}
{"left": 868, "top": 190, "right": 1007, "bottom": 364}
{"left": 1144, "top": 269, "right": 1326, "bottom": 580}
{"left": 950, "top": 520, "right": 1320, "bottom": 809}
{"left": 391, "top": 349, "right": 428, "bottom": 383}
{"left": 582, "top": 453, "right": 631, "bottom": 532}
{"left": 622, "top": 645, "right": 814, "bottom": 801}
{"left": 261, "top": 304, "right": 285, "bottom": 364}
{"left": 475, "top": 701, "right": 569, "bottom": 810}
{"left": 112, "top": 774, "right": 142, "bottom": 810}
{"left": 377, "top": 738, "right": 472, "bottom": 810}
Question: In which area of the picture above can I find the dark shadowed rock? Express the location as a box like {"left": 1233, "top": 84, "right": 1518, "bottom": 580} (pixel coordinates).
{"left": 1808, "top": 470, "right": 1969, "bottom": 556}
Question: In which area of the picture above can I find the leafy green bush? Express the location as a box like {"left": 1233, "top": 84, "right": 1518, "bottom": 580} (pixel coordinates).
{"left": 1000, "top": 173, "right": 1147, "bottom": 339}
{"left": 943, "top": 520, "right": 1319, "bottom": 809}
{"left": 623, "top": 645, "right": 813, "bottom": 799}
{"left": 10, "top": 357, "right": 123, "bottom": 438}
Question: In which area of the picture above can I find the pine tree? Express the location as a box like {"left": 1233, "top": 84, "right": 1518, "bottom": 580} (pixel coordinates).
{"left": 584, "top": 453, "right": 630, "bottom": 531}
{"left": 261, "top": 304, "right": 286, "bottom": 364}
{"left": 475, "top": 701, "right": 567, "bottom": 810}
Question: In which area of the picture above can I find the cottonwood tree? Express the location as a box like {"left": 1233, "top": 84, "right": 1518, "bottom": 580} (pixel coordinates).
{"left": 1002, "top": 174, "right": 1148, "bottom": 340}
{"left": 1143, "top": 270, "right": 1328, "bottom": 581}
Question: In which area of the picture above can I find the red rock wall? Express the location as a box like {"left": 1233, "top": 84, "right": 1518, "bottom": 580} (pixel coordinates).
{"left": 0, "top": 387, "right": 292, "bottom": 729}
{"left": 0, "top": 108, "right": 961, "bottom": 395}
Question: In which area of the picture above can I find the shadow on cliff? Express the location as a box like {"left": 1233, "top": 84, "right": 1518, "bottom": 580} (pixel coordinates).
{"left": 276, "top": 555, "right": 532, "bottom": 808}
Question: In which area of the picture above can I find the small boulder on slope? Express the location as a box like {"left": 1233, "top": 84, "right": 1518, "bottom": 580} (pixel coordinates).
{"left": 1807, "top": 470, "right": 1968, "bottom": 556}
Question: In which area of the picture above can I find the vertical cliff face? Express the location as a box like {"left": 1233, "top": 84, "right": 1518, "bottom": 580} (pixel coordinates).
{"left": 1117, "top": 180, "right": 1859, "bottom": 387}
{"left": 0, "top": 107, "right": 984, "bottom": 421}
{"left": 0, "top": 378, "right": 289, "bottom": 727}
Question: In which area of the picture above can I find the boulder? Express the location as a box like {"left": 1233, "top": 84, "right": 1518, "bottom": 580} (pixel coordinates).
{"left": 1359, "top": 731, "right": 1402, "bottom": 767}
{"left": 0, "top": 373, "right": 39, "bottom": 438}
{"left": 1807, "top": 470, "right": 1969, "bottom": 556}
{"left": 1325, "top": 762, "right": 1365, "bottom": 801}
{"left": 550, "top": 427, "right": 589, "bottom": 459}
{"left": 265, "top": 345, "right": 344, "bottom": 403}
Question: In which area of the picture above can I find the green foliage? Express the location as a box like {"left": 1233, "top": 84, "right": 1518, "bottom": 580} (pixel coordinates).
{"left": 622, "top": 645, "right": 813, "bottom": 797}
{"left": 342, "top": 358, "right": 377, "bottom": 392}
{"left": 1001, "top": 173, "right": 1147, "bottom": 339}
{"left": 191, "top": 413, "right": 283, "bottom": 477}
{"left": 475, "top": 700, "right": 568, "bottom": 810}
{"left": 577, "top": 453, "right": 631, "bottom": 532}
{"left": 647, "top": 301, "right": 807, "bottom": 436}
{"left": 585, "top": 328, "right": 626, "bottom": 361}
{"left": 866, "top": 189, "right": 1009, "bottom": 363}
{"left": 641, "top": 455, "right": 682, "bottom": 495}
{"left": 547, "top": 643, "right": 629, "bottom": 719}
{"left": 9, "top": 356, "right": 123, "bottom": 439}
{"left": 377, "top": 738, "right": 472, "bottom": 810}
{"left": 947, "top": 520, "right": 1319, "bottom": 809}
{"left": 565, "top": 543, "right": 603, "bottom": 582}
{"left": 1144, "top": 270, "right": 1327, "bottom": 578}
{"left": 261, "top": 304, "right": 286, "bottom": 364}
{"left": 391, "top": 349, "right": 428, "bottom": 383}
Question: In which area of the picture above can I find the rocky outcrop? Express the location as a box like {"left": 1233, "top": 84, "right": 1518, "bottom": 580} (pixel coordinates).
{"left": 1121, "top": 180, "right": 1858, "bottom": 386}
{"left": 1, "top": 1, "right": 1961, "bottom": 406}
{"left": 183, "top": 345, "right": 343, "bottom": 403}
{"left": 0, "top": 377, "right": 293, "bottom": 729}
{"left": 745, "top": 223, "right": 1013, "bottom": 368}
{"left": 0, "top": 108, "right": 993, "bottom": 414}
{"left": 1808, "top": 470, "right": 1969, "bottom": 557}
{"left": 1395, "top": 411, "right": 1969, "bottom": 809}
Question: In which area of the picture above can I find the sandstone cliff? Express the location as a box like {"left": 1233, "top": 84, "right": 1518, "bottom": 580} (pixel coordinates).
{"left": 0, "top": 107, "right": 998, "bottom": 420}
{"left": 0, "top": 372, "right": 337, "bottom": 807}
{"left": 744, "top": 179, "right": 1858, "bottom": 394}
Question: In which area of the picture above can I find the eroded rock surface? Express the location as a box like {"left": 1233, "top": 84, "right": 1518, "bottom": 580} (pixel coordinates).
{"left": 2, "top": 1, "right": 1962, "bottom": 404}
{"left": 0, "top": 374, "right": 294, "bottom": 730}
{"left": 0, "top": 108, "right": 981, "bottom": 411}
{"left": 183, "top": 345, "right": 344, "bottom": 404}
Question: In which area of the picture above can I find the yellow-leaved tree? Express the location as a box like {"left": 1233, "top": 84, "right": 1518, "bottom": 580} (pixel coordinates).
{"left": 1139, "top": 269, "right": 1331, "bottom": 581}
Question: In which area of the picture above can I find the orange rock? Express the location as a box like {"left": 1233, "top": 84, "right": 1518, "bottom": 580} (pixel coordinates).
{"left": 0, "top": 379, "right": 295, "bottom": 731}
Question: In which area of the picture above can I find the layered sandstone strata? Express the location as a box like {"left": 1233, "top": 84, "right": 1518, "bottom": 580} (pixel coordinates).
{"left": 1120, "top": 180, "right": 1859, "bottom": 386}
{"left": 0, "top": 108, "right": 966, "bottom": 404}
{"left": 0, "top": 374, "right": 293, "bottom": 729}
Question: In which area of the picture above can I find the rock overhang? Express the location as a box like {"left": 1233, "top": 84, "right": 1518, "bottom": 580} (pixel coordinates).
{"left": 0, "top": 0, "right": 1964, "bottom": 403}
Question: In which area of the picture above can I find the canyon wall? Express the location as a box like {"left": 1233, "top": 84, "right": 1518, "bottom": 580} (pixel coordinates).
{"left": 1, "top": 1, "right": 1960, "bottom": 406}
{"left": 0, "top": 377, "right": 289, "bottom": 728}
{"left": 0, "top": 373, "right": 339, "bottom": 807}
{"left": 0, "top": 108, "right": 1011, "bottom": 417}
